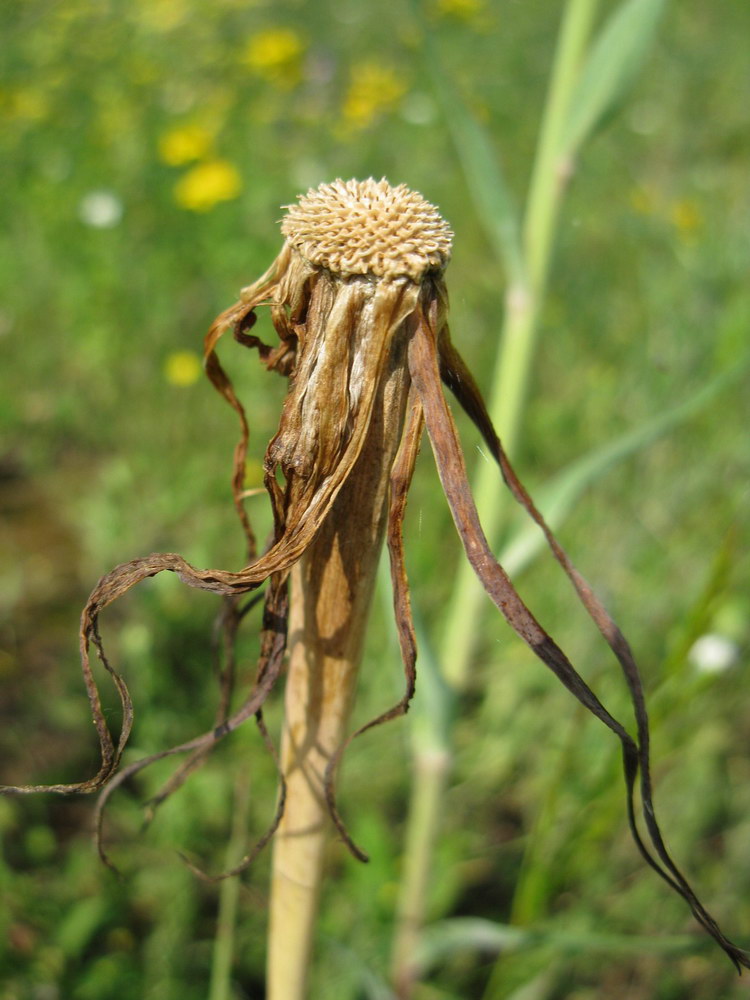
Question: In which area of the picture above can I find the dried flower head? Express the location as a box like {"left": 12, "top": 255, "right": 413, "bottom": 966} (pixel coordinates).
{"left": 281, "top": 178, "right": 453, "bottom": 279}
{"left": 2, "top": 178, "right": 747, "bottom": 972}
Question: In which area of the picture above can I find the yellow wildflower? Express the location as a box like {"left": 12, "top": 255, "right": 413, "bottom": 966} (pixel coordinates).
{"left": 671, "top": 199, "right": 703, "bottom": 243}
{"left": 158, "top": 124, "right": 214, "bottom": 166}
{"left": 436, "top": 0, "right": 485, "bottom": 21}
{"left": 342, "top": 63, "right": 407, "bottom": 129}
{"left": 1, "top": 87, "right": 49, "bottom": 122}
{"left": 164, "top": 351, "right": 202, "bottom": 387}
{"left": 243, "top": 28, "right": 305, "bottom": 87}
{"left": 173, "top": 160, "right": 242, "bottom": 212}
{"left": 135, "top": 0, "right": 187, "bottom": 33}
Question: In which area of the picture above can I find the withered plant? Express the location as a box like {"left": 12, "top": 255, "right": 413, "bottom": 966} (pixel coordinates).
{"left": 3, "top": 178, "right": 747, "bottom": 996}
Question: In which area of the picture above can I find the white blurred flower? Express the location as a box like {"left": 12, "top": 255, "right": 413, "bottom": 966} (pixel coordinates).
{"left": 78, "top": 190, "right": 123, "bottom": 228}
{"left": 688, "top": 634, "right": 739, "bottom": 675}
{"left": 400, "top": 92, "right": 437, "bottom": 126}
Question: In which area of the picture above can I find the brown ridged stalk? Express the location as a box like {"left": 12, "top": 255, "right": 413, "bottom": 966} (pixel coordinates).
{"left": 267, "top": 333, "right": 410, "bottom": 1000}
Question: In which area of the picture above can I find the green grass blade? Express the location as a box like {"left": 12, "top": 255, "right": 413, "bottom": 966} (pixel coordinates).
{"left": 416, "top": 916, "right": 707, "bottom": 970}
{"left": 498, "top": 355, "right": 749, "bottom": 577}
{"left": 561, "top": 0, "right": 668, "bottom": 157}
{"left": 421, "top": 33, "right": 525, "bottom": 287}
{"left": 409, "top": 609, "right": 454, "bottom": 754}
{"left": 377, "top": 552, "right": 453, "bottom": 755}
{"left": 208, "top": 771, "right": 252, "bottom": 1000}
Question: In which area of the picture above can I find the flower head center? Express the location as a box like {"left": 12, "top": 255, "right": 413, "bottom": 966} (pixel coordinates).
{"left": 281, "top": 178, "right": 453, "bottom": 281}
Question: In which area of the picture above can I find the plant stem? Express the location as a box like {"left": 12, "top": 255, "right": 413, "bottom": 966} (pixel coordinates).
{"left": 208, "top": 769, "right": 251, "bottom": 1000}
{"left": 390, "top": 747, "right": 450, "bottom": 998}
{"left": 266, "top": 347, "right": 410, "bottom": 1000}
{"left": 391, "top": 2, "right": 600, "bottom": 994}
{"left": 442, "top": 0, "right": 600, "bottom": 692}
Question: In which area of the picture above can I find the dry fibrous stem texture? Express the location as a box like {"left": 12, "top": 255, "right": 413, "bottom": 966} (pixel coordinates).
{"left": 1, "top": 178, "right": 748, "bottom": 975}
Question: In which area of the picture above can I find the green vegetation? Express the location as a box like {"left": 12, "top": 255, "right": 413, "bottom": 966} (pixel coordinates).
{"left": 1, "top": 1, "right": 749, "bottom": 998}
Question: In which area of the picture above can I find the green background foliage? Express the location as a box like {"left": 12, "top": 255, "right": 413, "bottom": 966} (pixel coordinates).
{"left": 1, "top": 1, "right": 748, "bottom": 997}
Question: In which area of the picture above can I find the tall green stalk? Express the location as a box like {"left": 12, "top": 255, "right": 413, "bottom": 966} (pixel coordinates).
{"left": 391, "top": 1, "right": 600, "bottom": 993}
{"left": 208, "top": 770, "right": 252, "bottom": 1000}
{"left": 392, "top": 0, "right": 672, "bottom": 992}
{"left": 441, "top": 0, "right": 600, "bottom": 691}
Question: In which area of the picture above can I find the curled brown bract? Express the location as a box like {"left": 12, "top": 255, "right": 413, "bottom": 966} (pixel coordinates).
{"left": 2, "top": 179, "right": 747, "bottom": 970}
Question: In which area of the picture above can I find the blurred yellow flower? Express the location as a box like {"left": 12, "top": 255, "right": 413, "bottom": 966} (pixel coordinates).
{"left": 136, "top": 0, "right": 187, "bottom": 33}
{"left": 158, "top": 124, "right": 214, "bottom": 166}
{"left": 164, "top": 351, "right": 202, "bottom": 387}
{"left": 436, "top": 0, "right": 485, "bottom": 21}
{"left": 671, "top": 199, "right": 703, "bottom": 243}
{"left": 342, "top": 63, "right": 407, "bottom": 129}
{"left": 243, "top": 28, "right": 305, "bottom": 87}
{"left": 1, "top": 87, "right": 49, "bottom": 122}
{"left": 173, "top": 160, "right": 242, "bottom": 212}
